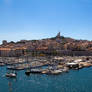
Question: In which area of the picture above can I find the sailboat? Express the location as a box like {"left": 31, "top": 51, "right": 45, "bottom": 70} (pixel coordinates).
{"left": 25, "top": 69, "right": 30, "bottom": 75}
{"left": 25, "top": 55, "right": 31, "bottom": 76}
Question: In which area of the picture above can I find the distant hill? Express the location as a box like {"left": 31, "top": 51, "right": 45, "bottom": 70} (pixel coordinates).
{"left": 0, "top": 32, "right": 92, "bottom": 56}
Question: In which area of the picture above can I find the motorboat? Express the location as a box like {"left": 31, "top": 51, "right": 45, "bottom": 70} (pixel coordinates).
{"left": 6, "top": 72, "right": 17, "bottom": 78}
{"left": 25, "top": 70, "right": 31, "bottom": 76}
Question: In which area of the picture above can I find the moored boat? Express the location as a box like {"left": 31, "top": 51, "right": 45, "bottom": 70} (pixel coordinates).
{"left": 25, "top": 70, "right": 31, "bottom": 75}
{"left": 6, "top": 72, "right": 17, "bottom": 78}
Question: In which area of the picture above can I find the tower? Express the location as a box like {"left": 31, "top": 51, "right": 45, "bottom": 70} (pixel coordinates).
{"left": 56, "top": 32, "right": 61, "bottom": 43}
{"left": 56, "top": 32, "right": 61, "bottom": 38}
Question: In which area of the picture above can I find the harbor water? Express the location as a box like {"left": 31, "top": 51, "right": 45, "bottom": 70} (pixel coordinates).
{"left": 0, "top": 66, "right": 92, "bottom": 92}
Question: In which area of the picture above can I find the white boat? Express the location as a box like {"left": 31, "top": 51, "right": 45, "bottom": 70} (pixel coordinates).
{"left": 6, "top": 73, "right": 16, "bottom": 78}
{"left": 50, "top": 70, "right": 62, "bottom": 75}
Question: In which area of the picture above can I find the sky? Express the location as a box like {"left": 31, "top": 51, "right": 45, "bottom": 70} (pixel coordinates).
{"left": 0, "top": 0, "right": 92, "bottom": 43}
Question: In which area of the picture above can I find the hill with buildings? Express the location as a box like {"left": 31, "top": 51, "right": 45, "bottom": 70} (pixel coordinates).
{"left": 0, "top": 32, "right": 92, "bottom": 57}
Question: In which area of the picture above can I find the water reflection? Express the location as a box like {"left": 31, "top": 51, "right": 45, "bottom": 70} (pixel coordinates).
{"left": 7, "top": 77, "right": 17, "bottom": 92}
{"left": 1, "top": 66, "right": 92, "bottom": 92}
{"left": 8, "top": 81, "right": 12, "bottom": 92}
{"left": 6, "top": 69, "right": 17, "bottom": 92}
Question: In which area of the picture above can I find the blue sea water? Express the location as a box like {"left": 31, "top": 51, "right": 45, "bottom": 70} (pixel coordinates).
{"left": 0, "top": 66, "right": 92, "bottom": 92}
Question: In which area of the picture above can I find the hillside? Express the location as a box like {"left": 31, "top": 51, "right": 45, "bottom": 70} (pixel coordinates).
{"left": 0, "top": 32, "right": 92, "bottom": 56}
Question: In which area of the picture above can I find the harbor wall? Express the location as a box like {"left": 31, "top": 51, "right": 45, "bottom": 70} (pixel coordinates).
{"left": 0, "top": 50, "right": 92, "bottom": 57}
{"left": 58, "top": 50, "right": 92, "bottom": 56}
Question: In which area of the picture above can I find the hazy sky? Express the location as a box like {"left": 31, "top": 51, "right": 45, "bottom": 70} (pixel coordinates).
{"left": 0, "top": 0, "right": 92, "bottom": 43}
